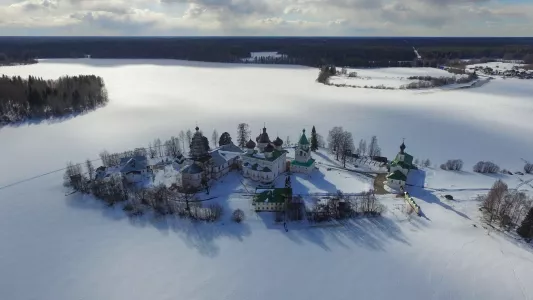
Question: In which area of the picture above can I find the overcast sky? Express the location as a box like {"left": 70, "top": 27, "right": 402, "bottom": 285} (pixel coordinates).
{"left": 0, "top": 0, "right": 532, "bottom": 36}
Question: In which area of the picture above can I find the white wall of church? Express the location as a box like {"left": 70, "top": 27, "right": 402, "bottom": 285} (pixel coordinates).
{"left": 241, "top": 153, "right": 287, "bottom": 183}
{"left": 391, "top": 165, "right": 409, "bottom": 176}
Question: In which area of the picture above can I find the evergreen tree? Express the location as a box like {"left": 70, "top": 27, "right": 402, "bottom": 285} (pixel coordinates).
{"left": 219, "top": 132, "right": 232, "bottom": 146}
{"left": 517, "top": 207, "right": 533, "bottom": 240}
{"left": 236, "top": 123, "right": 250, "bottom": 148}
{"left": 310, "top": 126, "right": 319, "bottom": 151}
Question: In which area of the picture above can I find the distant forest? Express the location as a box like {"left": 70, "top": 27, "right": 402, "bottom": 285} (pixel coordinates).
{"left": 0, "top": 75, "right": 108, "bottom": 124}
{"left": 1, "top": 37, "right": 533, "bottom": 68}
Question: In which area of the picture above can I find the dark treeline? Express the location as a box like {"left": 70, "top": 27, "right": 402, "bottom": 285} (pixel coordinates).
{"left": 0, "top": 74, "right": 108, "bottom": 124}
{"left": 1, "top": 37, "right": 533, "bottom": 68}
{"left": 0, "top": 52, "right": 37, "bottom": 66}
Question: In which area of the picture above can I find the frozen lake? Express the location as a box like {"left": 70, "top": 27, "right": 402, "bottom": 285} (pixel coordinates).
{"left": 1, "top": 59, "right": 533, "bottom": 186}
{"left": 1, "top": 59, "right": 533, "bottom": 300}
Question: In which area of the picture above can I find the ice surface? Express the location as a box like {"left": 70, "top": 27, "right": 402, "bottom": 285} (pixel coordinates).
{"left": 1, "top": 59, "right": 533, "bottom": 300}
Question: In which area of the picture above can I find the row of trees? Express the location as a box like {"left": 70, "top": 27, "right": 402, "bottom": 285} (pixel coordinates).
{"left": 439, "top": 160, "right": 533, "bottom": 175}
{"left": 0, "top": 52, "right": 37, "bottom": 66}
{"left": 481, "top": 180, "right": 533, "bottom": 237}
{"left": 440, "top": 159, "right": 464, "bottom": 171}
{"left": 0, "top": 74, "right": 108, "bottom": 124}
{"left": 327, "top": 127, "right": 384, "bottom": 168}
{"left": 4, "top": 37, "right": 533, "bottom": 68}
{"left": 414, "top": 158, "right": 432, "bottom": 168}
{"left": 317, "top": 65, "right": 337, "bottom": 84}
{"left": 327, "top": 127, "right": 354, "bottom": 167}
{"left": 96, "top": 129, "right": 233, "bottom": 165}
{"left": 401, "top": 73, "right": 478, "bottom": 89}
{"left": 473, "top": 161, "right": 500, "bottom": 174}
{"left": 64, "top": 161, "right": 224, "bottom": 221}
{"left": 307, "top": 190, "right": 385, "bottom": 222}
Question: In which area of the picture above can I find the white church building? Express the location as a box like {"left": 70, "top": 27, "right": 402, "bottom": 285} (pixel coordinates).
{"left": 242, "top": 126, "right": 287, "bottom": 183}
{"left": 290, "top": 129, "right": 316, "bottom": 174}
{"left": 386, "top": 140, "right": 416, "bottom": 190}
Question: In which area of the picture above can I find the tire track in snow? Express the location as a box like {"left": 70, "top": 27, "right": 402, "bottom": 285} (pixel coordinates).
{"left": 432, "top": 238, "right": 478, "bottom": 298}
{"left": 512, "top": 268, "right": 528, "bottom": 300}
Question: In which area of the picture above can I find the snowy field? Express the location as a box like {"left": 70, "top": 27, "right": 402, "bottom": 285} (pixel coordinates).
{"left": 467, "top": 61, "right": 526, "bottom": 71}
{"left": 1, "top": 59, "right": 533, "bottom": 300}
{"left": 329, "top": 67, "right": 466, "bottom": 88}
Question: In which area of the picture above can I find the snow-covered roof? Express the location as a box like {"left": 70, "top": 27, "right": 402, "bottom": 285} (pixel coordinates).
{"left": 120, "top": 155, "right": 146, "bottom": 166}
{"left": 387, "top": 170, "right": 407, "bottom": 181}
{"left": 120, "top": 156, "right": 148, "bottom": 174}
{"left": 181, "top": 164, "right": 203, "bottom": 174}
{"left": 209, "top": 149, "right": 240, "bottom": 167}
{"left": 218, "top": 142, "right": 243, "bottom": 153}
{"left": 252, "top": 152, "right": 266, "bottom": 159}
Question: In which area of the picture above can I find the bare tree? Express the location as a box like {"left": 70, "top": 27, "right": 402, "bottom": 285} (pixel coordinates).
{"left": 85, "top": 159, "right": 95, "bottom": 181}
{"left": 164, "top": 136, "right": 181, "bottom": 158}
{"left": 211, "top": 129, "right": 219, "bottom": 148}
{"left": 525, "top": 163, "right": 533, "bottom": 174}
{"left": 99, "top": 150, "right": 110, "bottom": 167}
{"left": 317, "top": 133, "right": 325, "bottom": 148}
{"left": 148, "top": 142, "right": 157, "bottom": 159}
{"left": 186, "top": 129, "right": 193, "bottom": 149}
{"left": 368, "top": 136, "right": 381, "bottom": 157}
{"left": 357, "top": 139, "right": 367, "bottom": 156}
{"left": 483, "top": 180, "right": 508, "bottom": 224}
{"left": 134, "top": 147, "right": 147, "bottom": 157}
{"left": 207, "top": 203, "right": 223, "bottom": 222}
{"left": 327, "top": 126, "right": 344, "bottom": 160}
{"left": 237, "top": 123, "right": 250, "bottom": 148}
{"left": 423, "top": 159, "right": 431, "bottom": 168}
{"left": 178, "top": 130, "right": 186, "bottom": 151}
{"left": 339, "top": 131, "right": 355, "bottom": 168}
{"left": 473, "top": 161, "right": 500, "bottom": 174}
{"left": 232, "top": 209, "right": 245, "bottom": 223}
{"left": 153, "top": 138, "right": 162, "bottom": 158}
{"left": 441, "top": 159, "right": 463, "bottom": 171}
{"left": 63, "top": 161, "right": 83, "bottom": 188}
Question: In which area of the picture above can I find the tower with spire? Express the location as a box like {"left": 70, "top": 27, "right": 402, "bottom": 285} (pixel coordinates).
{"left": 290, "top": 129, "right": 316, "bottom": 174}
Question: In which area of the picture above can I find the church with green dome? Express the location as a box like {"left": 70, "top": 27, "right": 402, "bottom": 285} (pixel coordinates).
{"left": 290, "top": 129, "right": 316, "bottom": 174}
{"left": 386, "top": 140, "right": 416, "bottom": 190}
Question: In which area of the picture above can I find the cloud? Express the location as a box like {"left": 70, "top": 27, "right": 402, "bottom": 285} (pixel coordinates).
{"left": 0, "top": 0, "right": 533, "bottom": 35}
{"left": 9, "top": 0, "right": 58, "bottom": 11}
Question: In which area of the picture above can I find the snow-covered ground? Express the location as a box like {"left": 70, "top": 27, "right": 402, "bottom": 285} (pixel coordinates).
{"left": 329, "top": 67, "right": 467, "bottom": 89}
{"left": 1, "top": 59, "right": 533, "bottom": 300}
{"left": 467, "top": 61, "right": 526, "bottom": 72}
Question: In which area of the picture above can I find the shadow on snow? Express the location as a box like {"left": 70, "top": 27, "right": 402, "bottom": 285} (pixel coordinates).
{"left": 65, "top": 170, "right": 411, "bottom": 257}
{"left": 407, "top": 169, "right": 471, "bottom": 220}
{"left": 65, "top": 171, "right": 252, "bottom": 258}
{"left": 0, "top": 107, "right": 105, "bottom": 130}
